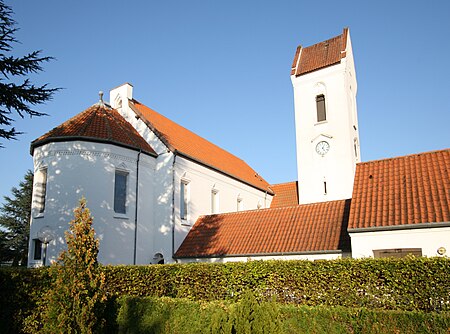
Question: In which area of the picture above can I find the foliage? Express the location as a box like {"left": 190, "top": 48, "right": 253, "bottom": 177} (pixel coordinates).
{"left": 33, "top": 198, "right": 106, "bottom": 333}
{"left": 102, "top": 257, "right": 450, "bottom": 312}
{"left": 115, "top": 296, "right": 450, "bottom": 334}
{"left": 0, "top": 0, "right": 59, "bottom": 146}
{"left": 1, "top": 257, "right": 449, "bottom": 332}
{"left": 0, "top": 170, "right": 33, "bottom": 266}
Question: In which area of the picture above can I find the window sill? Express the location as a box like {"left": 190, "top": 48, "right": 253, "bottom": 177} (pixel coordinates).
{"left": 113, "top": 213, "right": 129, "bottom": 219}
{"left": 314, "top": 120, "right": 328, "bottom": 126}
{"left": 181, "top": 219, "right": 192, "bottom": 227}
{"left": 34, "top": 213, "right": 45, "bottom": 219}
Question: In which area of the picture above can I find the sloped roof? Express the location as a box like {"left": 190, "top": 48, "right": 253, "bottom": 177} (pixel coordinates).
{"left": 130, "top": 99, "right": 273, "bottom": 194}
{"left": 349, "top": 149, "right": 450, "bottom": 230}
{"left": 270, "top": 181, "right": 299, "bottom": 208}
{"left": 291, "top": 28, "right": 348, "bottom": 76}
{"left": 31, "top": 103, "right": 156, "bottom": 156}
{"left": 175, "top": 199, "right": 351, "bottom": 258}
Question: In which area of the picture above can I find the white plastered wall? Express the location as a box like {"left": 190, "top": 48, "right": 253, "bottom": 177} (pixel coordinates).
{"left": 350, "top": 226, "right": 450, "bottom": 258}
{"left": 28, "top": 141, "right": 156, "bottom": 267}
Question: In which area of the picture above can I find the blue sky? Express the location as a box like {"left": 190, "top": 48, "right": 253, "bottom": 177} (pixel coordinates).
{"left": 1, "top": 1, "right": 449, "bottom": 202}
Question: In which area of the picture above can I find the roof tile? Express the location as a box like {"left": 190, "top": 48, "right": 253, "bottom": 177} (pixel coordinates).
{"left": 270, "top": 181, "right": 299, "bottom": 207}
{"left": 175, "top": 199, "right": 351, "bottom": 258}
{"left": 31, "top": 104, "right": 156, "bottom": 156}
{"left": 131, "top": 99, "right": 272, "bottom": 194}
{"left": 349, "top": 149, "right": 450, "bottom": 229}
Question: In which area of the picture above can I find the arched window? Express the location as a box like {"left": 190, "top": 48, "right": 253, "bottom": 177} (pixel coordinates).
{"left": 316, "top": 94, "right": 326, "bottom": 122}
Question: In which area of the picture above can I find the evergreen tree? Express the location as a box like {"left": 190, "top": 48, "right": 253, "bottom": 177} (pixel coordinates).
{"left": 40, "top": 198, "right": 106, "bottom": 333}
{"left": 0, "top": 0, "right": 58, "bottom": 146}
{"left": 0, "top": 169, "right": 32, "bottom": 266}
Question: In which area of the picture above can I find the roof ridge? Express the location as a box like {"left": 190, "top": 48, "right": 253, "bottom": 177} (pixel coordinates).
{"left": 358, "top": 148, "right": 450, "bottom": 166}
{"left": 271, "top": 180, "right": 298, "bottom": 187}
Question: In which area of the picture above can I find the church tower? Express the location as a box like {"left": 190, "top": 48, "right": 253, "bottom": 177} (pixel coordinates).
{"left": 291, "top": 28, "right": 360, "bottom": 205}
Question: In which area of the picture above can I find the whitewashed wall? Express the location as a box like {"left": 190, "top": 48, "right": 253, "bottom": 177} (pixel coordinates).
{"left": 350, "top": 225, "right": 450, "bottom": 258}
{"left": 176, "top": 251, "right": 348, "bottom": 263}
{"left": 28, "top": 141, "right": 156, "bottom": 267}
{"left": 110, "top": 84, "right": 273, "bottom": 263}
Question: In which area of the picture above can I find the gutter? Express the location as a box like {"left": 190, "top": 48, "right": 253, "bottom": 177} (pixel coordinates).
{"left": 348, "top": 221, "right": 450, "bottom": 233}
{"left": 133, "top": 149, "right": 141, "bottom": 265}
{"left": 174, "top": 249, "right": 342, "bottom": 260}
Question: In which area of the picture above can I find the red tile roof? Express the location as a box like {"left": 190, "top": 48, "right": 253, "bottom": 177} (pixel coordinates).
{"left": 270, "top": 181, "right": 299, "bottom": 208}
{"left": 291, "top": 28, "right": 348, "bottom": 76}
{"left": 130, "top": 99, "right": 273, "bottom": 194}
{"left": 30, "top": 103, "right": 156, "bottom": 156}
{"left": 349, "top": 149, "right": 450, "bottom": 230}
{"left": 175, "top": 199, "right": 351, "bottom": 258}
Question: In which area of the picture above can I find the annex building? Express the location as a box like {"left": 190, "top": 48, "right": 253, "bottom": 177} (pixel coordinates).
{"left": 27, "top": 28, "right": 450, "bottom": 267}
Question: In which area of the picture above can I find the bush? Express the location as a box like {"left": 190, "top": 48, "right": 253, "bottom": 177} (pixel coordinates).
{"left": 115, "top": 296, "right": 450, "bottom": 334}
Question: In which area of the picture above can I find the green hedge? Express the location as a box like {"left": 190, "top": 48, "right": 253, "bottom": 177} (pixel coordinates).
{"left": 115, "top": 295, "right": 450, "bottom": 334}
{"left": 102, "top": 257, "right": 450, "bottom": 312}
{"left": 1, "top": 257, "right": 449, "bottom": 333}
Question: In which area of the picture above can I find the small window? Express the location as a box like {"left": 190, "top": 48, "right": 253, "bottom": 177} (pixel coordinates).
{"left": 211, "top": 189, "right": 219, "bottom": 214}
{"left": 324, "top": 181, "right": 327, "bottom": 195}
{"left": 180, "top": 180, "right": 189, "bottom": 220}
{"left": 34, "top": 168, "right": 47, "bottom": 213}
{"left": 33, "top": 239, "right": 42, "bottom": 260}
{"left": 316, "top": 94, "right": 326, "bottom": 122}
{"left": 373, "top": 248, "right": 422, "bottom": 258}
{"left": 114, "top": 170, "right": 128, "bottom": 214}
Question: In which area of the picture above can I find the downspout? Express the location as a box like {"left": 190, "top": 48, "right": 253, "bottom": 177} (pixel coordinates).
{"left": 171, "top": 154, "right": 177, "bottom": 259}
{"left": 133, "top": 149, "right": 141, "bottom": 265}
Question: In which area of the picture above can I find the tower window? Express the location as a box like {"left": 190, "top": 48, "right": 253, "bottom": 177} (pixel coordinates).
{"left": 316, "top": 94, "right": 326, "bottom": 122}
{"left": 114, "top": 170, "right": 128, "bottom": 214}
{"left": 324, "top": 181, "right": 327, "bottom": 195}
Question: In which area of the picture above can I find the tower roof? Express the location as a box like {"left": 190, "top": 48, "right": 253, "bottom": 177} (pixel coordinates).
{"left": 291, "top": 28, "right": 348, "bottom": 77}
{"left": 30, "top": 103, "right": 156, "bottom": 156}
{"left": 349, "top": 149, "right": 450, "bottom": 230}
{"left": 175, "top": 199, "right": 351, "bottom": 258}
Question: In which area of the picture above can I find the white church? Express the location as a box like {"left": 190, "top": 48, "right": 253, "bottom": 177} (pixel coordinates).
{"left": 28, "top": 28, "right": 450, "bottom": 267}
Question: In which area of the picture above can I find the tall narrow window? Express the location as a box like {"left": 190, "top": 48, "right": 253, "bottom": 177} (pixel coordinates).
{"left": 114, "top": 170, "right": 128, "bottom": 214}
{"left": 34, "top": 167, "right": 47, "bottom": 213}
{"left": 33, "top": 239, "right": 42, "bottom": 260}
{"left": 324, "top": 181, "right": 327, "bottom": 195}
{"left": 180, "top": 180, "right": 189, "bottom": 220}
{"left": 237, "top": 196, "right": 243, "bottom": 212}
{"left": 211, "top": 189, "right": 219, "bottom": 214}
{"left": 316, "top": 94, "right": 326, "bottom": 122}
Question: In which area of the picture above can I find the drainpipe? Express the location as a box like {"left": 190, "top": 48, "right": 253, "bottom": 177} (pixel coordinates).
{"left": 171, "top": 154, "right": 176, "bottom": 259}
{"left": 133, "top": 149, "right": 141, "bottom": 265}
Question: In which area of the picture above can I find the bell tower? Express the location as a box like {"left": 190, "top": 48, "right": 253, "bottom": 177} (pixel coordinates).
{"left": 291, "top": 28, "right": 360, "bottom": 205}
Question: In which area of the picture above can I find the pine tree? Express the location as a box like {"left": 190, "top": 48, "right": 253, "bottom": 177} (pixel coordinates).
{"left": 0, "top": 0, "right": 59, "bottom": 146}
{"left": 40, "top": 198, "right": 106, "bottom": 333}
{"left": 0, "top": 169, "right": 32, "bottom": 266}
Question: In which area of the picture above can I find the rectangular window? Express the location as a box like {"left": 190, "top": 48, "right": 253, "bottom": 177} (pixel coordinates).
{"left": 33, "top": 239, "right": 42, "bottom": 260}
{"left": 373, "top": 248, "right": 422, "bottom": 258}
{"left": 211, "top": 189, "right": 219, "bottom": 214}
{"left": 114, "top": 170, "right": 128, "bottom": 214}
{"left": 180, "top": 181, "right": 189, "bottom": 220}
{"left": 34, "top": 168, "right": 47, "bottom": 213}
{"left": 316, "top": 94, "right": 326, "bottom": 122}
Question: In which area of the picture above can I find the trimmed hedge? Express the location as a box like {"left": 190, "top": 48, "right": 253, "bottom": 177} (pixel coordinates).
{"left": 115, "top": 296, "right": 450, "bottom": 334}
{"left": 1, "top": 257, "right": 449, "bottom": 333}
{"left": 102, "top": 257, "right": 450, "bottom": 312}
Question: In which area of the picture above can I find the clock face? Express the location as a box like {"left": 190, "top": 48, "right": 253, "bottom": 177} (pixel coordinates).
{"left": 315, "top": 141, "right": 330, "bottom": 156}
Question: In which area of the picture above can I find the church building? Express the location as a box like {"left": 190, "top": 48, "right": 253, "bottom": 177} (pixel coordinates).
{"left": 27, "top": 28, "right": 450, "bottom": 267}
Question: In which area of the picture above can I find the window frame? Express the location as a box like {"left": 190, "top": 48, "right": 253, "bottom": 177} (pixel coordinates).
{"left": 114, "top": 169, "right": 128, "bottom": 215}
{"left": 180, "top": 179, "right": 190, "bottom": 221}
{"left": 33, "top": 238, "right": 42, "bottom": 260}
{"left": 34, "top": 167, "right": 48, "bottom": 215}
{"left": 316, "top": 94, "right": 327, "bottom": 122}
